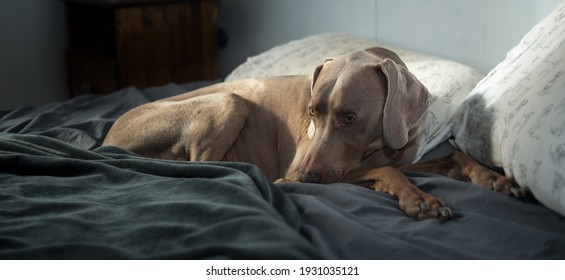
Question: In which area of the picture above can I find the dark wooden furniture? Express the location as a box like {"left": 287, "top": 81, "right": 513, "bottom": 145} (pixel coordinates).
{"left": 63, "top": 0, "right": 219, "bottom": 97}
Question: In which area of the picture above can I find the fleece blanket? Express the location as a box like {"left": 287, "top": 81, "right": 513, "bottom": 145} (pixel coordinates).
{"left": 0, "top": 82, "right": 217, "bottom": 150}
{"left": 0, "top": 133, "right": 320, "bottom": 259}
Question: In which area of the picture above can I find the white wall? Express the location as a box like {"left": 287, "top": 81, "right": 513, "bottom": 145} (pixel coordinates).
{"left": 219, "top": 0, "right": 561, "bottom": 76}
{"left": 218, "top": 0, "right": 377, "bottom": 77}
{"left": 375, "top": 0, "right": 560, "bottom": 73}
{"left": 0, "top": 0, "right": 68, "bottom": 110}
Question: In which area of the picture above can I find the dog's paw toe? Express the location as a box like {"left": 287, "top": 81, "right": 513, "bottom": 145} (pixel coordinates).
{"left": 471, "top": 168, "right": 529, "bottom": 199}
{"left": 434, "top": 206, "right": 453, "bottom": 222}
{"left": 509, "top": 185, "right": 529, "bottom": 199}
{"left": 484, "top": 175, "right": 527, "bottom": 199}
{"left": 416, "top": 205, "right": 453, "bottom": 221}
{"left": 402, "top": 195, "right": 453, "bottom": 221}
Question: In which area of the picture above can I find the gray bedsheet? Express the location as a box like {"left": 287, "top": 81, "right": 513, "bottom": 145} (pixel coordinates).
{"left": 1, "top": 82, "right": 565, "bottom": 259}
{"left": 281, "top": 175, "right": 565, "bottom": 259}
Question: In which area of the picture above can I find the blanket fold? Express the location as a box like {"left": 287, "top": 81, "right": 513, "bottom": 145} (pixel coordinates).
{"left": 0, "top": 133, "right": 320, "bottom": 259}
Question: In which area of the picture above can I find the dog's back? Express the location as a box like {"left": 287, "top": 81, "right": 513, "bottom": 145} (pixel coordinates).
{"left": 103, "top": 76, "right": 313, "bottom": 180}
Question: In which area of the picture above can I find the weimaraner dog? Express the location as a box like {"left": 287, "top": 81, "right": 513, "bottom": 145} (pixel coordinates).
{"left": 104, "top": 47, "right": 525, "bottom": 221}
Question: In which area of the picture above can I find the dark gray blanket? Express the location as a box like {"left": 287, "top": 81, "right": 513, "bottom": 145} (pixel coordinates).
{"left": 0, "top": 82, "right": 214, "bottom": 150}
{"left": 1, "top": 82, "right": 565, "bottom": 259}
{"left": 0, "top": 133, "right": 319, "bottom": 259}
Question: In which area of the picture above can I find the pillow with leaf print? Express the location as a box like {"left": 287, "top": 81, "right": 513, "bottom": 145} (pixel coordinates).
{"left": 453, "top": 1, "right": 565, "bottom": 216}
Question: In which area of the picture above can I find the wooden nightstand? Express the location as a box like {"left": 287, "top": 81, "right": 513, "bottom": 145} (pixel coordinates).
{"left": 63, "top": 0, "right": 219, "bottom": 97}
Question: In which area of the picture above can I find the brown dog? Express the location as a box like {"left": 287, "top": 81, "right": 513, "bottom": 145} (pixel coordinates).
{"left": 103, "top": 47, "right": 525, "bottom": 221}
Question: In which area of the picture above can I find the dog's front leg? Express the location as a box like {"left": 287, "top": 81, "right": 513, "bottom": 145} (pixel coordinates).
{"left": 343, "top": 167, "right": 453, "bottom": 221}
{"left": 400, "top": 151, "right": 528, "bottom": 199}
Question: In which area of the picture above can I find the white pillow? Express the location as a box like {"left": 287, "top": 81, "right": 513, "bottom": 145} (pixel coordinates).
{"left": 227, "top": 33, "right": 484, "bottom": 160}
{"left": 453, "top": 1, "right": 565, "bottom": 216}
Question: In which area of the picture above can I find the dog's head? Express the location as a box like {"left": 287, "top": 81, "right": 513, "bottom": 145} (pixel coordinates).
{"left": 299, "top": 47, "right": 430, "bottom": 184}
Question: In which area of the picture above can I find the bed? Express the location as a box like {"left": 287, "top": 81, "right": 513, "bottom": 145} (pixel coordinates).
{"left": 1, "top": 2, "right": 565, "bottom": 260}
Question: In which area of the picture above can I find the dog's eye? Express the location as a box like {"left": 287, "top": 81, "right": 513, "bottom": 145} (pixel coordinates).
{"left": 308, "top": 107, "right": 315, "bottom": 117}
{"left": 338, "top": 113, "right": 356, "bottom": 127}
{"left": 344, "top": 115, "right": 355, "bottom": 124}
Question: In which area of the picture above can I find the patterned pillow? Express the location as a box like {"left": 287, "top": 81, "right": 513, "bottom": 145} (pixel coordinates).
{"left": 226, "top": 33, "right": 484, "bottom": 160}
{"left": 453, "top": 1, "right": 565, "bottom": 216}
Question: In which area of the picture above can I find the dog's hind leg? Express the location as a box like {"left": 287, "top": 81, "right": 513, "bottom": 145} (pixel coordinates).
{"left": 104, "top": 92, "right": 249, "bottom": 161}
{"left": 176, "top": 92, "right": 250, "bottom": 161}
{"left": 400, "top": 151, "right": 527, "bottom": 198}
{"left": 343, "top": 167, "right": 453, "bottom": 221}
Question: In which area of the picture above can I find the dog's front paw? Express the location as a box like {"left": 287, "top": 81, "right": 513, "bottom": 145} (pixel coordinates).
{"left": 470, "top": 167, "right": 528, "bottom": 199}
{"left": 399, "top": 191, "right": 453, "bottom": 222}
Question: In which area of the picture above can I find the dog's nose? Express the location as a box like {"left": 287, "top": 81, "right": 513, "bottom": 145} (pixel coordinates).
{"left": 299, "top": 170, "right": 321, "bottom": 183}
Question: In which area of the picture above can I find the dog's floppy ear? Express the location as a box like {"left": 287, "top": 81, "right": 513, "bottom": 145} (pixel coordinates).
{"left": 365, "top": 47, "right": 405, "bottom": 66}
{"left": 378, "top": 58, "right": 430, "bottom": 150}
{"left": 311, "top": 58, "right": 333, "bottom": 93}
